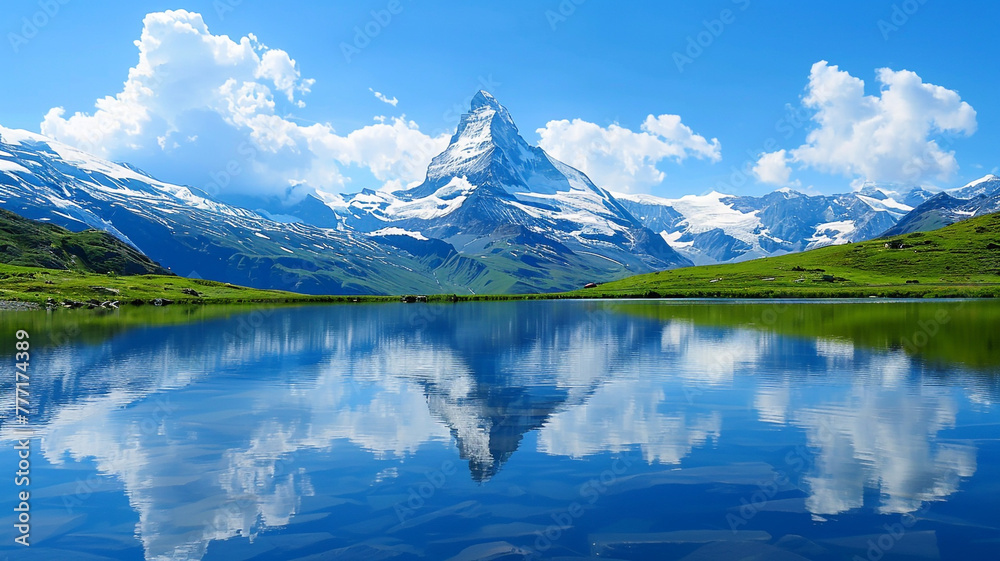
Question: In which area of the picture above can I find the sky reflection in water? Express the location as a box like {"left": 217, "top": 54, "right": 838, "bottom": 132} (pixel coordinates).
{"left": 1, "top": 300, "right": 998, "bottom": 560}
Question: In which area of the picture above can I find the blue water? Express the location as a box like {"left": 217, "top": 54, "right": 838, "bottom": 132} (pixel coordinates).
{"left": 1, "top": 300, "right": 998, "bottom": 560}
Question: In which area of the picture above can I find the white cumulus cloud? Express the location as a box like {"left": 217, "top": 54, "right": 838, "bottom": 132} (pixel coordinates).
{"left": 752, "top": 149, "right": 795, "bottom": 185}
{"left": 755, "top": 61, "right": 977, "bottom": 186}
{"left": 536, "top": 114, "right": 721, "bottom": 192}
{"left": 39, "top": 10, "right": 447, "bottom": 200}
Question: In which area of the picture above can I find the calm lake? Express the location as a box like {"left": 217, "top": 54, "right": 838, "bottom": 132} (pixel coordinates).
{"left": 1, "top": 299, "right": 999, "bottom": 560}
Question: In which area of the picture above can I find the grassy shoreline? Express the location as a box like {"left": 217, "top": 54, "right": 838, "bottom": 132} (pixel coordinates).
{"left": 1, "top": 262, "right": 996, "bottom": 310}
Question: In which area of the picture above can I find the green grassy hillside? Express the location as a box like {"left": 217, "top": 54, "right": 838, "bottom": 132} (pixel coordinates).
{"left": 0, "top": 208, "right": 171, "bottom": 275}
{"left": 572, "top": 212, "right": 1000, "bottom": 298}
{"left": 0, "top": 263, "right": 410, "bottom": 306}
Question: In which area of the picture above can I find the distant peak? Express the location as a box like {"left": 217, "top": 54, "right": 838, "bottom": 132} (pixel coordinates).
{"left": 702, "top": 190, "right": 733, "bottom": 198}
{"left": 966, "top": 174, "right": 999, "bottom": 187}
{"left": 948, "top": 173, "right": 1000, "bottom": 198}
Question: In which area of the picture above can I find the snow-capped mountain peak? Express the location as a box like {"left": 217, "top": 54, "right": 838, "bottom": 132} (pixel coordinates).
{"left": 948, "top": 174, "right": 1000, "bottom": 199}
{"left": 410, "top": 91, "right": 601, "bottom": 199}
{"left": 884, "top": 173, "right": 1000, "bottom": 236}
{"left": 470, "top": 89, "right": 515, "bottom": 124}
{"left": 424, "top": 90, "right": 521, "bottom": 182}
{"left": 963, "top": 174, "right": 999, "bottom": 188}
{"left": 328, "top": 91, "right": 693, "bottom": 276}
{"left": 0, "top": 125, "right": 251, "bottom": 220}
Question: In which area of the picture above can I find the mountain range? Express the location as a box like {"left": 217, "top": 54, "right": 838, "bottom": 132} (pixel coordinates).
{"left": 1, "top": 91, "right": 997, "bottom": 294}
{"left": 613, "top": 185, "right": 931, "bottom": 265}
{"left": 882, "top": 175, "right": 1000, "bottom": 237}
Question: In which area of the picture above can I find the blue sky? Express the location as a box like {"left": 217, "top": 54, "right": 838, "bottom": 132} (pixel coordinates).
{"left": 1, "top": 0, "right": 997, "bottom": 200}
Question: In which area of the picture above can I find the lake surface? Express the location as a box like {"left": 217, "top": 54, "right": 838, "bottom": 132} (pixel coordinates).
{"left": 1, "top": 300, "right": 999, "bottom": 560}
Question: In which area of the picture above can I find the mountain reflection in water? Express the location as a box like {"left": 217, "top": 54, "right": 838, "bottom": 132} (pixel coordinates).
{"left": 1, "top": 300, "right": 997, "bottom": 561}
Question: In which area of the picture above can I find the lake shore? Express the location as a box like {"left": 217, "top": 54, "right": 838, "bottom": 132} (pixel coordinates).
{"left": 1, "top": 283, "right": 997, "bottom": 312}
{"left": 2, "top": 264, "right": 999, "bottom": 310}
{"left": 0, "top": 299, "right": 41, "bottom": 310}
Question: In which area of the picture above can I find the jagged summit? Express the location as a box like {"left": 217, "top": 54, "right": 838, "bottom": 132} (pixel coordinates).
{"left": 427, "top": 90, "right": 521, "bottom": 181}
{"left": 470, "top": 89, "right": 496, "bottom": 107}
{"left": 460, "top": 90, "right": 518, "bottom": 139}
{"left": 470, "top": 90, "right": 512, "bottom": 119}
{"left": 407, "top": 91, "right": 600, "bottom": 198}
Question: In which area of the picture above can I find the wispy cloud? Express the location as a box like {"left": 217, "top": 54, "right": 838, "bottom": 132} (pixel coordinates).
{"left": 369, "top": 88, "right": 399, "bottom": 107}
